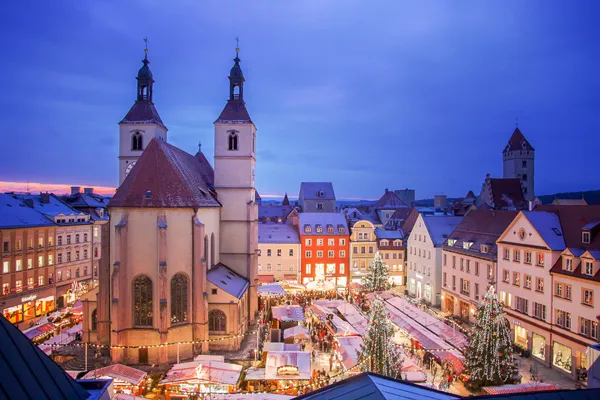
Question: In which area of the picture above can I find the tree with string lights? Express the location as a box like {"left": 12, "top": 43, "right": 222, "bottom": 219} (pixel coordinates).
{"left": 357, "top": 294, "right": 404, "bottom": 378}
{"left": 362, "top": 252, "right": 391, "bottom": 292}
{"left": 463, "top": 285, "right": 518, "bottom": 391}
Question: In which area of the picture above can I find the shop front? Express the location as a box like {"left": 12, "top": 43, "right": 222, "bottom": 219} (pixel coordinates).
{"left": 514, "top": 325, "right": 528, "bottom": 349}
{"left": 460, "top": 301, "right": 470, "bottom": 322}
{"left": 532, "top": 333, "right": 547, "bottom": 362}
{"left": 2, "top": 291, "right": 55, "bottom": 324}
{"left": 442, "top": 293, "right": 455, "bottom": 315}
{"left": 552, "top": 341, "right": 573, "bottom": 373}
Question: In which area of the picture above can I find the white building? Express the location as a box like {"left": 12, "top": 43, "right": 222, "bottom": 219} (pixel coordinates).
{"left": 258, "top": 223, "right": 301, "bottom": 284}
{"left": 407, "top": 215, "right": 462, "bottom": 307}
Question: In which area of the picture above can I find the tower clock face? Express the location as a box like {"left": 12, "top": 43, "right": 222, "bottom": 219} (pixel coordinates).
{"left": 125, "top": 161, "right": 136, "bottom": 176}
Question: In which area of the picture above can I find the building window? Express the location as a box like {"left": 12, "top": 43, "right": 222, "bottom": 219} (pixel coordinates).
{"left": 536, "top": 253, "right": 544, "bottom": 266}
{"left": 513, "top": 272, "right": 520, "bottom": 286}
{"left": 266, "top": 263, "right": 272, "bottom": 271}
{"left": 515, "top": 296, "right": 528, "bottom": 314}
{"left": 83, "top": 233, "right": 88, "bottom": 242}
{"left": 340, "top": 239, "right": 346, "bottom": 246}
{"left": 258, "top": 264, "right": 262, "bottom": 271}
{"left": 38, "top": 275, "right": 44, "bottom": 287}
{"left": 513, "top": 249, "right": 520, "bottom": 262}
{"left": 58, "top": 253, "right": 63, "bottom": 264}
{"left": 452, "top": 256, "right": 456, "bottom": 269}
{"left": 58, "top": 236, "right": 63, "bottom": 246}
{"left": 564, "top": 258, "right": 573, "bottom": 271}
{"left": 75, "top": 268, "right": 80, "bottom": 278}
{"left": 584, "top": 261, "right": 593, "bottom": 276}
{"left": 340, "top": 263, "right": 345, "bottom": 274}
{"left": 317, "top": 239, "right": 323, "bottom": 246}
{"left": 306, "top": 239, "right": 312, "bottom": 246}
{"left": 525, "top": 251, "right": 532, "bottom": 264}
{"left": 16, "top": 280, "right": 22, "bottom": 292}
{"left": 228, "top": 131, "right": 238, "bottom": 151}
{"left": 503, "top": 269, "right": 510, "bottom": 283}
{"left": 133, "top": 275, "right": 153, "bottom": 327}
{"left": 91, "top": 309, "right": 97, "bottom": 331}
{"left": 277, "top": 263, "right": 282, "bottom": 271}
{"left": 565, "top": 285, "right": 572, "bottom": 300}
{"left": 583, "top": 289, "right": 594, "bottom": 306}
{"left": 443, "top": 254, "right": 447, "bottom": 266}
{"left": 316, "top": 225, "right": 323, "bottom": 233}
{"left": 327, "top": 250, "right": 334, "bottom": 258}
{"left": 533, "top": 302, "right": 546, "bottom": 321}
{"left": 524, "top": 274, "right": 532, "bottom": 289}
{"left": 132, "top": 132, "right": 143, "bottom": 150}
{"left": 306, "top": 264, "right": 311, "bottom": 274}
{"left": 556, "top": 310, "right": 571, "bottom": 329}
{"left": 75, "top": 251, "right": 80, "bottom": 260}
{"left": 209, "top": 310, "right": 227, "bottom": 333}
{"left": 304, "top": 225, "right": 312, "bottom": 234}
{"left": 536, "top": 278, "right": 544, "bottom": 293}
{"left": 443, "top": 272, "right": 447, "bottom": 287}
{"left": 580, "top": 318, "right": 599, "bottom": 339}
{"left": 289, "top": 249, "right": 294, "bottom": 256}
{"left": 503, "top": 248, "right": 510, "bottom": 260}
{"left": 582, "top": 231, "right": 591, "bottom": 244}
{"left": 317, "top": 203, "right": 323, "bottom": 210}
{"left": 305, "top": 251, "right": 312, "bottom": 258}
{"left": 353, "top": 247, "right": 358, "bottom": 254}
{"left": 75, "top": 234, "right": 80, "bottom": 243}
{"left": 317, "top": 251, "right": 323, "bottom": 258}
{"left": 327, "top": 225, "right": 334, "bottom": 233}
{"left": 171, "top": 274, "right": 188, "bottom": 324}
{"left": 340, "top": 250, "right": 346, "bottom": 257}
{"left": 83, "top": 249, "right": 88, "bottom": 259}
{"left": 522, "top": 160, "right": 527, "bottom": 168}
{"left": 289, "top": 264, "right": 294, "bottom": 271}
{"left": 67, "top": 236, "right": 71, "bottom": 245}
{"left": 267, "top": 249, "right": 271, "bottom": 256}
{"left": 475, "top": 262, "right": 479, "bottom": 276}
{"left": 361, "top": 247, "right": 366, "bottom": 254}
{"left": 328, "top": 238, "right": 334, "bottom": 246}
{"left": 277, "top": 249, "right": 282, "bottom": 257}
{"left": 466, "top": 259, "right": 471, "bottom": 274}
{"left": 369, "top": 246, "right": 374, "bottom": 254}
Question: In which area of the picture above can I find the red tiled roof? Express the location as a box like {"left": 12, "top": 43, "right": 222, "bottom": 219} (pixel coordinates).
{"left": 215, "top": 100, "right": 253, "bottom": 124}
{"left": 194, "top": 151, "right": 214, "bottom": 187}
{"left": 120, "top": 101, "right": 166, "bottom": 129}
{"left": 503, "top": 127, "right": 534, "bottom": 153}
{"left": 108, "top": 139, "right": 220, "bottom": 208}
{"left": 489, "top": 178, "right": 525, "bottom": 209}
{"left": 374, "top": 190, "right": 407, "bottom": 209}
{"left": 386, "top": 208, "right": 419, "bottom": 234}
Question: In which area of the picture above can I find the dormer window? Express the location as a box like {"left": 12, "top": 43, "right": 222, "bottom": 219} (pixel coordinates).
{"left": 318, "top": 190, "right": 324, "bottom": 197}
{"left": 394, "top": 240, "right": 401, "bottom": 246}
{"left": 463, "top": 241, "right": 473, "bottom": 250}
{"left": 316, "top": 224, "right": 323, "bottom": 233}
{"left": 381, "top": 240, "right": 389, "bottom": 246}
{"left": 564, "top": 258, "right": 573, "bottom": 272}
{"left": 304, "top": 225, "right": 312, "bottom": 233}
{"left": 584, "top": 261, "right": 593, "bottom": 276}
{"left": 480, "top": 244, "right": 489, "bottom": 253}
{"left": 327, "top": 225, "right": 334, "bottom": 233}
{"left": 228, "top": 131, "right": 239, "bottom": 151}
{"left": 447, "top": 239, "right": 456, "bottom": 247}
{"left": 582, "top": 231, "right": 591, "bottom": 244}
{"left": 338, "top": 225, "right": 346, "bottom": 234}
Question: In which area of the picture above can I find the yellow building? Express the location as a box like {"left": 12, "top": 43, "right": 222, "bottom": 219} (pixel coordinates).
{"left": 350, "top": 220, "right": 377, "bottom": 283}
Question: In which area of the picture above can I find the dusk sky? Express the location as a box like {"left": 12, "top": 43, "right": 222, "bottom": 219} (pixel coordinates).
{"left": 1, "top": 1, "right": 599, "bottom": 200}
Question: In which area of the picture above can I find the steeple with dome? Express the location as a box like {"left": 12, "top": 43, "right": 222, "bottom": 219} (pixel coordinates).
{"left": 215, "top": 40, "right": 253, "bottom": 124}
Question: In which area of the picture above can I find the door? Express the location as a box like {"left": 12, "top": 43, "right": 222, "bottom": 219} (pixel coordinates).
{"left": 138, "top": 348, "right": 149, "bottom": 364}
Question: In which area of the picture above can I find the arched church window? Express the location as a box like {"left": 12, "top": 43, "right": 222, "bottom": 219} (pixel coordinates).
{"left": 228, "top": 132, "right": 238, "bottom": 151}
{"left": 204, "top": 235, "right": 209, "bottom": 268}
{"left": 170, "top": 274, "right": 188, "bottom": 325}
{"left": 132, "top": 132, "right": 143, "bottom": 151}
{"left": 210, "top": 233, "right": 216, "bottom": 268}
{"left": 209, "top": 309, "right": 226, "bottom": 333}
{"left": 91, "top": 308, "right": 97, "bottom": 331}
{"left": 133, "top": 275, "right": 153, "bottom": 327}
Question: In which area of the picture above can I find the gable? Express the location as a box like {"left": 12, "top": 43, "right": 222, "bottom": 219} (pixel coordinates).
{"left": 497, "top": 212, "right": 554, "bottom": 250}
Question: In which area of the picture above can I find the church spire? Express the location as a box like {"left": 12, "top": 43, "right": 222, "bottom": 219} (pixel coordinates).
{"left": 136, "top": 37, "right": 154, "bottom": 102}
{"left": 228, "top": 37, "right": 245, "bottom": 102}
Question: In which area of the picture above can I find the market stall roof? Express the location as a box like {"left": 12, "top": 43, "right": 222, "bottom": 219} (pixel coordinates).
{"left": 312, "top": 300, "right": 346, "bottom": 309}
{"left": 335, "top": 336, "right": 363, "bottom": 370}
{"left": 159, "top": 360, "right": 242, "bottom": 386}
{"left": 271, "top": 305, "right": 305, "bottom": 322}
{"left": 263, "top": 343, "right": 301, "bottom": 352}
{"left": 82, "top": 363, "right": 147, "bottom": 386}
{"left": 481, "top": 383, "right": 559, "bottom": 395}
{"left": 305, "top": 279, "right": 335, "bottom": 291}
{"left": 335, "top": 304, "right": 368, "bottom": 336}
{"left": 0, "top": 314, "right": 90, "bottom": 400}
{"left": 113, "top": 394, "right": 148, "bottom": 400}
{"left": 283, "top": 325, "right": 309, "bottom": 340}
{"left": 265, "top": 351, "right": 311, "bottom": 380}
{"left": 23, "top": 323, "right": 56, "bottom": 340}
{"left": 436, "top": 351, "right": 465, "bottom": 374}
{"left": 309, "top": 304, "right": 331, "bottom": 320}
{"left": 209, "top": 394, "right": 293, "bottom": 400}
{"left": 330, "top": 314, "right": 360, "bottom": 337}
{"left": 258, "top": 283, "right": 287, "bottom": 296}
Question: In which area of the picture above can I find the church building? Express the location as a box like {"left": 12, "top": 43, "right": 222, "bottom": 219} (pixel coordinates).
{"left": 99, "top": 45, "right": 258, "bottom": 365}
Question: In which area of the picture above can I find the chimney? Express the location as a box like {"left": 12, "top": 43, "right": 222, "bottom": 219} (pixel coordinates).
{"left": 385, "top": 188, "right": 389, "bottom": 193}
{"left": 23, "top": 199, "right": 34, "bottom": 208}
{"left": 41, "top": 192, "right": 50, "bottom": 204}
{"left": 84, "top": 188, "right": 94, "bottom": 195}
{"left": 70, "top": 186, "right": 81, "bottom": 195}
{"left": 528, "top": 200, "right": 534, "bottom": 211}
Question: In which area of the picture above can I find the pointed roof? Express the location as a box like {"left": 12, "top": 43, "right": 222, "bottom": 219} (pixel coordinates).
{"left": 215, "top": 100, "right": 253, "bottom": 124}
{"left": 282, "top": 193, "right": 290, "bottom": 206}
{"left": 374, "top": 189, "right": 407, "bottom": 210}
{"left": 108, "top": 139, "right": 220, "bottom": 208}
{"left": 194, "top": 151, "right": 215, "bottom": 188}
{"left": 0, "top": 314, "right": 91, "bottom": 400}
{"left": 207, "top": 263, "right": 249, "bottom": 299}
{"left": 120, "top": 101, "right": 166, "bottom": 129}
{"left": 489, "top": 178, "right": 526, "bottom": 209}
{"left": 503, "top": 127, "right": 534, "bottom": 153}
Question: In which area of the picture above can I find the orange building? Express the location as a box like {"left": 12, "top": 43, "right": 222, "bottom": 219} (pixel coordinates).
{"left": 298, "top": 213, "right": 350, "bottom": 290}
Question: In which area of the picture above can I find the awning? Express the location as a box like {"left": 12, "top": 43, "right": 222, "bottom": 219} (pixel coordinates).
{"left": 258, "top": 275, "right": 275, "bottom": 283}
{"left": 436, "top": 351, "right": 465, "bottom": 374}
{"left": 284, "top": 274, "right": 297, "bottom": 279}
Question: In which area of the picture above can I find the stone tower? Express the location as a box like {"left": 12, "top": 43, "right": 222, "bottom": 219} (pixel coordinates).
{"left": 118, "top": 46, "right": 167, "bottom": 186}
{"left": 503, "top": 127, "right": 535, "bottom": 201}
{"left": 213, "top": 46, "right": 259, "bottom": 320}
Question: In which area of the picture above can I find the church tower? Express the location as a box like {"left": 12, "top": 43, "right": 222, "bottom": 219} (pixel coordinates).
{"left": 118, "top": 44, "right": 167, "bottom": 186}
{"left": 503, "top": 126, "right": 535, "bottom": 201}
{"left": 213, "top": 44, "right": 258, "bottom": 320}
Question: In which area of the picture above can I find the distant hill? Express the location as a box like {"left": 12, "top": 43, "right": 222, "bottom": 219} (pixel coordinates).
{"left": 537, "top": 189, "right": 600, "bottom": 205}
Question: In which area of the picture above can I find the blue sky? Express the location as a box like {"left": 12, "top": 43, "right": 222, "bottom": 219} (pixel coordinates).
{"left": 1, "top": 1, "right": 599, "bottom": 200}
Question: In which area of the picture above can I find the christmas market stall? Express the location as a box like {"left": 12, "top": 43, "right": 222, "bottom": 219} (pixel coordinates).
{"left": 258, "top": 284, "right": 287, "bottom": 296}
{"left": 82, "top": 364, "right": 147, "bottom": 396}
{"left": 335, "top": 336, "right": 363, "bottom": 373}
{"left": 244, "top": 351, "right": 311, "bottom": 396}
{"left": 158, "top": 355, "right": 243, "bottom": 399}
{"left": 335, "top": 303, "right": 368, "bottom": 336}
{"left": 271, "top": 305, "right": 305, "bottom": 332}
{"left": 283, "top": 326, "right": 309, "bottom": 344}
{"left": 399, "top": 358, "right": 427, "bottom": 382}
{"left": 23, "top": 322, "right": 57, "bottom": 343}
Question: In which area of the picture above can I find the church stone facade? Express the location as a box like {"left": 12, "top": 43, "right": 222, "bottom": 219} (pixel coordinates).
{"left": 98, "top": 47, "right": 258, "bottom": 365}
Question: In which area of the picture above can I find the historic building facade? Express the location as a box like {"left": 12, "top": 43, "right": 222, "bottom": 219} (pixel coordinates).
{"left": 349, "top": 220, "right": 377, "bottom": 284}
{"left": 298, "top": 182, "right": 336, "bottom": 213}
{"left": 101, "top": 47, "right": 258, "bottom": 365}
{"left": 258, "top": 223, "right": 301, "bottom": 284}
{"left": 503, "top": 127, "right": 535, "bottom": 202}
{"left": 299, "top": 213, "right": 349, "bottom": 289}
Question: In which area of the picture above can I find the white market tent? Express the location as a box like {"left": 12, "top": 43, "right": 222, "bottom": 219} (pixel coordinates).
{"left": 258, "top": 284, "right": 287, "bottom": 296}
{"left": 283, "top": 326, "right": 309, "bottom": 340}
{"left": 265, "top": 351, "right": 311, "bottom": 380}
{"left": 271, "top": 305, "right": 305, "bottom": 322}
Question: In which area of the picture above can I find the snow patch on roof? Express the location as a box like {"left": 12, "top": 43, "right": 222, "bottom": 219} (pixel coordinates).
{"left": 522, "top": 211, "right": 565, "bottom": 250}
{"left": 207, "top": 263, "right": 249, "bottom": 299}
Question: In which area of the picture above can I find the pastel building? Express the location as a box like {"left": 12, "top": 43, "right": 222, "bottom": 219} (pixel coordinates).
{"left": 497, "top": 205, "right": 600, "bottom": 378}
{"left": 298, "top": 182, "right": 336, "bottom": 213}
{"left": 258, "top": 223, "right": 301, "bottom": 283}
{"left": 375, "top": 228, "right": 405, "bottom": 286}
{"left": 407, "top": 215, "right": 463, "bottom": 307}
{"left": 441, "top": 209, "right": 518, "bottom": 323}
{"left": 299, "top": 213, "right": 350, "bottom": 290}
{"left": 349, "top": 219, "right": 377, "bottom": 284}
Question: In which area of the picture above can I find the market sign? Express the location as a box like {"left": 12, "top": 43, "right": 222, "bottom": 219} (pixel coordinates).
{"left": 22, "top": 295, "right": 37, "bottom": 303}
{"left": 277, "top": 365, "right": 299, "bottom": 376}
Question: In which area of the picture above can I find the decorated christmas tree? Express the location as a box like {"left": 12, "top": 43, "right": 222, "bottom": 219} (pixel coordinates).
{"left": 357, "top": 294, "right": 404, "bottom": 378}
{"left": 362, "top": 252, "right": 391, "bottom": 292}
{"left": 464, "top": 286, "right": 518, "bottom": 391}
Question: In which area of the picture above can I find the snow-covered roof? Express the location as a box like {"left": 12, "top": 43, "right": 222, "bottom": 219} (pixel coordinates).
{"left": 259, "top": 223, "right": 300, "bottom": 244}
{"left": 263, "top": 343, "right": 301, "bottom": 352}
{"left": 0, "top": 194, "right": 55, "bottom": 229}
{"left": 258, "top": 284, "right": 287, "bottom": 295}
{"left": 374, "top": 228, "right": 403, "bottom": 240}
{"left": 159, "top": 359, "right": 242, "bottom": 385}
{"left": 271, "top": 305, "right": 305, "bottom": 322}
{"left": 17, "top": 194, "right": 87, "bottom": 219}
{"left": 82, "top": 364, "right": 146, "bottom": 386}
{"left": 298, "top": 212, "right": 348, "bottom": 236}
{"left": 265, "top": 351, "right": 311, "bottom": 380}
{"left": 422, "top": 216, "right": 464, "bottom": 246}
{"left": 522, "top": 211, "right": 566, "bottom": 250}
{"left": 299, "top": 182, "right": 335, "bottom": 200}
{"left": 206, "top": 263, "right": 249, "bottom": 299}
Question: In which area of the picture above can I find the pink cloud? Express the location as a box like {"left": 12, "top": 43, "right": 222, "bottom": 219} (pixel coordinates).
{"left": 0, "top": 181, "right": 116, "bottom": 196}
